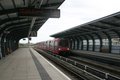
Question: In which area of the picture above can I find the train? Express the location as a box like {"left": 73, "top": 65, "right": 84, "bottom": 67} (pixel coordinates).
{"left": 34, "top": 38, "right": 70, "bottom": 55}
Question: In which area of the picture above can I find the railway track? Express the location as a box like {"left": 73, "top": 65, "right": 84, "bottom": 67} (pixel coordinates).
{"left": 35, "top": 49, "right": 102, "bottom": 80}
{"left": 68, "top": 56, "right": 120, "bottom": 78}
{"left": 35, "top": 48, "right": 120, "bottom": 80}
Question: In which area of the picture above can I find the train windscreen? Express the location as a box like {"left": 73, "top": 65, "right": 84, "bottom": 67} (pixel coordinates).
{"left": 59, "top": 40, "right": 68, "bottom": 47}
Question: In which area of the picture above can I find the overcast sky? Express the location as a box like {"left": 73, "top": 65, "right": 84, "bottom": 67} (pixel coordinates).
{"left": 20, "top": 0, "right": 120, "bottom": 43}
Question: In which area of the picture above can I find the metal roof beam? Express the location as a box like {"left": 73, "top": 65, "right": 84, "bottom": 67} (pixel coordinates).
{"left": 0, "top": 17, "right": 24, "bottom": 25}
{"left": 60, "top": 27, "right": 120, "bottom": 38}
{"left": 0, "top": 19, "right": 41, "bottom": 34}
{"left": 5, "top": 23, "right": 40, "bottom": 32}
{"left": 0, "top": 9, "right": 17, "bottom": 15}
{"left": 12, "top": 0, "right": 17, "bottom": 9}
{"left": 100, "top": 21, "right": 120, "bottom": 27}
{"left": 41, "top": 2, "right": 64, "bottom": 8}
{"left": 0, "top": 3, "right": 10, "bottom": 18}
{"left": 80, "top": 27, "right": 95, "bottom": 32}
{"left": 3, "top": 19, "right": 43, "bottom": 29}
{"left": 90, "top": 24, "right": 107, "bottom": 29}
{"left": 9, "top": 24, "right": 40, "bottom": 32}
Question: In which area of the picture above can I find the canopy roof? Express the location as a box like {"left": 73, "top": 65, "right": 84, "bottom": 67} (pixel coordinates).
{"left": 0, "top": 0, "right": 64, "bottom": 40}
{"left": 51, "top": 12, "right": 120, "bottom": 39}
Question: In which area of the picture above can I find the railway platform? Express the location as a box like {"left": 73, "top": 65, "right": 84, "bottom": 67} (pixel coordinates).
{"left": 71, "top": 50, "right": 120, "bottom": 60}
{"left": 0, "top": 48, "right": 70, "bottom": 80}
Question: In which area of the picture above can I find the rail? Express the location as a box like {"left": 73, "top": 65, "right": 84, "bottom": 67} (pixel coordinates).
{"left": 35, "top": 49, "right": 101, "bottom": 80}
{"left": 47, "top": 51, "right": 120, "bottom": 80}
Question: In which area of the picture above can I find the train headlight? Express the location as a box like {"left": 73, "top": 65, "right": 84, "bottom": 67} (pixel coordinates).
{"left": 67, "top": 48, "right": 70, "bottom": 50}
{"left": 58, "top": 48, "right": 61, "bottom": 50}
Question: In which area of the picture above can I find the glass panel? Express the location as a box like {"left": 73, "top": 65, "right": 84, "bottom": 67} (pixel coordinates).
{"left": 95, "top": 39, "right": 100, "bottom": 51}
{"left": 89, "top": 40, "right": 93, "bottom": 51}
{"left": 75, "top": 40, "right": 78, "bottom": 49}
{"left": 111, "top": 38, "right": 120, "bottom": 54}
{"left": 102, "top": 39, "right": 109, "bottom": 53}
{"left": 59, "top": 40, "right": 69, "bottom": 47}
{"left": 83, "top": 40, "right": 87, "bottom": 50}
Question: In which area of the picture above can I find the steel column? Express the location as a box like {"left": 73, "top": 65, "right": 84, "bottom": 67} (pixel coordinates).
{"left": 79, "top": 36, "right": 83, "bottom": 50}
{"left": 83, "top": 36, "right": 89, "bottom": 51}
{"left": 94, "top": 33, "right": 103, "bottom": 52}
{"left": 88, "top": 34, "right": 95, "bottom": 51}
{"left": 103, "top": 31, "right": 112, "bottom": 53}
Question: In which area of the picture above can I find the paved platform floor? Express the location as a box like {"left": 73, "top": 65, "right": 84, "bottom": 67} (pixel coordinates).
{"left": 0, "top": 48, "right": 71, "bottom": 80}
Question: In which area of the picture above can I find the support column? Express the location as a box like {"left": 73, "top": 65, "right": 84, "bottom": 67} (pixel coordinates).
{"left": 1, "top": 33, "right": 6, "bottom": 57}
{"left": 103, "top": 31, "right": 112, "bottom": 53}
{"left": 80, "top": 36, "right": 83, "bottom": 50}
{"left": 84, "top": 36, "right": 89, "bottom": 51}
{"left": 94, "top": 33, "right": 103, "bottom": 52}
{"left": 88, "top": 34, "right": 95, "bottom": 51}
{"left": 76, "top": 37, "right": 80, "bottom": 50}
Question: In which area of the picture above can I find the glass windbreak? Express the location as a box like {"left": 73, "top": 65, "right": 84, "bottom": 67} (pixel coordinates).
{"left": 112, "top": 38, "right": 120, "bottom": 54}
{"left": 89, "top": 40, "right": 93, "bottom": 51}
{"left": 59, "top": 40, "right": 69, "bottom": 47}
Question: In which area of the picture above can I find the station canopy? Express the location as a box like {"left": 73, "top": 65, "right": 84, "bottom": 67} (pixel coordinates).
{"left": 51, "top": 12, "right": 120, "bottom": 40}
{"left": 0, "top": 0, "right": 65, "bottom": 40}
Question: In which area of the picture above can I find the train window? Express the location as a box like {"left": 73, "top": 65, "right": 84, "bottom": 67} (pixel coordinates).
{"left": 59, "top": 40, "right": 68, "bottom": 47}
{"left": 55, "top": 41, "right": 58, "bottom": 46}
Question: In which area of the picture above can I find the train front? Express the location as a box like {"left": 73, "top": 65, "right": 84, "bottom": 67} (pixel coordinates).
{"left": 57, "top": 39, "right": 70, "bottom": 56}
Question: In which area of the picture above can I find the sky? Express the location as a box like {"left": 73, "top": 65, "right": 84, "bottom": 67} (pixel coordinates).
{"left": 20, "top": 0, "right": 120, "bottom": 43}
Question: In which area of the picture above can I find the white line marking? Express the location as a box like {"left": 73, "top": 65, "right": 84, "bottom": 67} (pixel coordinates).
{"left": 32, "top": 49, "right": 71, "bottom": 80}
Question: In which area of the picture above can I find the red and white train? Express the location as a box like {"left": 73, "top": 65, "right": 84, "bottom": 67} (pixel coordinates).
{"left": 35, "top": 38, "right": 70, "bottom": 55}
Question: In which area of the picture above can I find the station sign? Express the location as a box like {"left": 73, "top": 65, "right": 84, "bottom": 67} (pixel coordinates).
{"left": 18, "top": 8, "right": 60, "bottom": 18}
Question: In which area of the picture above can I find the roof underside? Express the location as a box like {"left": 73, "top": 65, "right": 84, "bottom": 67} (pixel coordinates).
{"left": 0, "top": 0, "right": 65, "bottom": 40}
{"left": 51, "top": 11, "right": 120, "bottom": 39}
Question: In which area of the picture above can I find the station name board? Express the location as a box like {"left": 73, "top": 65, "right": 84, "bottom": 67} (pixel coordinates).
{"left": 18, "top": 8, "right": 60, "bottom": 18}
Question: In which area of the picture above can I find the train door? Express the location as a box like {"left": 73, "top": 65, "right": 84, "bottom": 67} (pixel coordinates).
{"left": 54, "top": 40, "right": 58, "bottom": 51}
